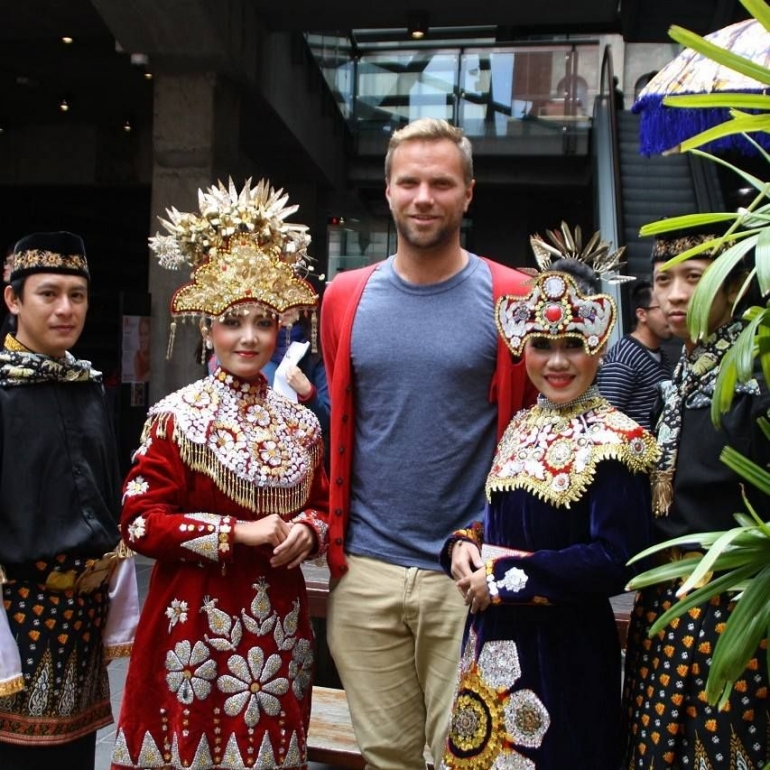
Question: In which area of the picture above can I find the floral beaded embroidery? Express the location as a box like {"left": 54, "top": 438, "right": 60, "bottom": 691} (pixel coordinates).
{"left": 131, "top": 438, "right": 152, "bottom": 460}
{"left": 123, "top": 476, "right": 149, "bottom": 502}
{"left": 444, "top": 639, "right": 550, "bottom": 769}
{"left": 142, "top": 370, "right": 322, "bottom": 515}
{"left": 136, "top": 580, "right": 314, "bottom": 767}
{"left": 499, "top": 567, "right": 529, "bottom": 594}
{"left": 486, "top": 388, "right": 659, "bottom": 508}
{"left": 126, "top": 514, "right": 147, "bottom": 542}
{"left": 165, "top": 599, "right": 189, "bottom": 632}
{"left": 165, "top": 641, "right": 216, "bottom": 705}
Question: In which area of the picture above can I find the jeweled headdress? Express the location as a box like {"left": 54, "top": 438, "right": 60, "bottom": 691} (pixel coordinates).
{"left": 496, "top": 223, "right": 624, "bottom": 357}
{"left": 149, "top": 178, "right": 318, "bottom": 354}
{"left": 528, "top": 221, "right": 630, "bottom": 284}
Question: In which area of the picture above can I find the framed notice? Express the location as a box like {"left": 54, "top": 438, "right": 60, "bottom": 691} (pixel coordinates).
{"left": 121, "top": 315, "right": 151, "bottom": 384}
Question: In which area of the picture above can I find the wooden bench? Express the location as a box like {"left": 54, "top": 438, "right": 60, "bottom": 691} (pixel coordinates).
{"left": 308, "top": 686, "right": 365, "bottom": 768}
{"left": 307, "top": 686, "right": 434, "bottom": 769}
{"left": 303, "top": 563, "right": 634, "bottom": 646}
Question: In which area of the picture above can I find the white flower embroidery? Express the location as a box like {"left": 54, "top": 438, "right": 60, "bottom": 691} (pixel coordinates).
{"left": 213, "top": 428, "right": 237, "bottom": 452}
{"left": 498, "top": 567, "right": 529, "bottom": 594}
{"left": 123, "top": 476, "right": 149, "bottom": 502}
{"left": 165, "top": 599, "right": 189, "bottom": 632}
{"left": 209, "top": 421, "right": 249, "bottom": 473}
{"left": 127, "top": 515, "right": 147, "bottom": 542}
{"left": 246, "top": 405, "right": 271, "bottom": 427}
{"left": 165, "top": 641, "right": 216, "bottom": 704}
{"left": 131, "top": 438, "right": 152, "bottom": 460}
{"left": 182, "top": 388, "right": 213, "bottom": 410}
{"left": 259, "top": 440, "right": 283, "bottom": 467}
{"left": 218, "top": 647, "right": 289, "bottom": 727}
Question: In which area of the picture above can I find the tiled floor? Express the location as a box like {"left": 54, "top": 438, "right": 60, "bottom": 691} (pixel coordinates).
{"left": 94, "top": 554, "right": 338, "bottom": 770}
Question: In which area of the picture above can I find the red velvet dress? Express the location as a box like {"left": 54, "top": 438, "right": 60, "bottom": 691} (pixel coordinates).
{"left": 111, "top": 369, "right": 328, "bottom": 770}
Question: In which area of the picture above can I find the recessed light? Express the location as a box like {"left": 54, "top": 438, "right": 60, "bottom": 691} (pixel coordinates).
{"left": 123, "top": 120, "right": 132, "bottom": 132}
{"left": 62, "top": 36, "right": 74, "bottom": 45}
{"left": 59, "top": 99, "right": 69, "bottom": 112}
{"left": 144, "top": 72, "right": 153, "bottom": 80}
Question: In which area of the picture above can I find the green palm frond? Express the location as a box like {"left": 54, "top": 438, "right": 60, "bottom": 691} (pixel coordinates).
{"left": 628, "top": 0, "right": 770, "bottom": 707}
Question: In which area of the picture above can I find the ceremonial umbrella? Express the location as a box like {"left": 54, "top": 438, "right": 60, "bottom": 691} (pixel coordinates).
{"left": 633, "top": 17, "right": 770, "bottom": 156}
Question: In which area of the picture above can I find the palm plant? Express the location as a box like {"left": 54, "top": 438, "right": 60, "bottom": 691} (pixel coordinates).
{"left": 625, "top": 0, "right": 770, "bottom": 709}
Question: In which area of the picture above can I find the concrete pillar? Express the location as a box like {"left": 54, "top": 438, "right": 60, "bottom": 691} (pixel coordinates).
{"left": 148, "top": 71, "right": 241, "bottom": 402}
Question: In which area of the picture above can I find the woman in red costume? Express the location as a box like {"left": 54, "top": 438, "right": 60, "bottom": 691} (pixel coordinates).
{"left": 111, "top": 179, "right": 329, "bottom": 770}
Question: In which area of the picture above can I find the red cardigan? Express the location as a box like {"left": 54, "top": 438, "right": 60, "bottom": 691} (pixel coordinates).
{"left": 320, "top": 258, "right": 537, "bottom": 578}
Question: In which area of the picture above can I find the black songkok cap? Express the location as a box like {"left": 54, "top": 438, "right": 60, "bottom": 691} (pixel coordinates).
{"left": 11, "top": 231, "right": 90, "bottom": 282}
{"left": 650, "top": 227, "right": 731, "bottom": 265}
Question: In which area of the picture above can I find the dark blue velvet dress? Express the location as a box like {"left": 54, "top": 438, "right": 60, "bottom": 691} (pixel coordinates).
{"left": 440, "top": 394, "right": 656, "bottom": 770}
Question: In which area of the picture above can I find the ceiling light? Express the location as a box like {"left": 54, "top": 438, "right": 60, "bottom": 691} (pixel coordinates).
{"left": 407, "top": 11, "right": 429, "bottom": 40}
{"left": 61, "top": 36, "right": 74, "bottom": 45}
{"left": 144, "top": 72, "right": 153, "bottom": 80}
{"left": 59, "top": 98, "right": 69, "bottom": 112}
{"left": 123, "top": 120, "right": 132, "bottom": 133}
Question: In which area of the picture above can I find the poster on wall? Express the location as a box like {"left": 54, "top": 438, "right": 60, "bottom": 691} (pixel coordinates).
{"left": 122, "top": 315, "right": 151, "bottom": 385}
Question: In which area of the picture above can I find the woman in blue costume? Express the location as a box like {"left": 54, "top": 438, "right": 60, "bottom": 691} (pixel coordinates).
{"left": 440, "top": 226, "right": 659, "bottom": 770}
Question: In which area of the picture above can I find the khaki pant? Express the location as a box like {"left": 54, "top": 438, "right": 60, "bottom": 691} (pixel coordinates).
{"left": 327, "top": 554, "right": 467, "bottom": 770}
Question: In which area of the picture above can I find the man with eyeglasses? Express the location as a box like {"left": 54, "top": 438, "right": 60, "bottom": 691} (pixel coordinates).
{"left": 597, "top": 279, "right": 672, "bottom": 429}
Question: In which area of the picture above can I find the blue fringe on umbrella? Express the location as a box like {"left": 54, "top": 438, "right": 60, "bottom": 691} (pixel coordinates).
{"left": 632, "top": 91, "right": 770, "bottom": 157}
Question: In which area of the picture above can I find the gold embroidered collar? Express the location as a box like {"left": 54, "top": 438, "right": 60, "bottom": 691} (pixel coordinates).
{"left": 3, "top": 334, "right": 30, "bottom": 353}
{"left": 486, "top": 387, "right": 659, "bottom": 508}
{"left": 143, "top": 368, "right": 321, "bottom": 514}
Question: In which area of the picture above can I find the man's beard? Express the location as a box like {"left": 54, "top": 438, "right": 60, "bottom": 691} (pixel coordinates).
{"left": 394, "top": 214, "right": 458, "bottom": 252}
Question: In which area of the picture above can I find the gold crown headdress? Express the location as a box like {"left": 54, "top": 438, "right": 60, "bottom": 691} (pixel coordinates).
{"left": 496, "top": 223, "right": 627, "bottom": 356}
{"left": 529, "top": 221, "right": 631, "bottom": 284}
{"left": 149, "top": 178, "right": 319, "bottom": 356}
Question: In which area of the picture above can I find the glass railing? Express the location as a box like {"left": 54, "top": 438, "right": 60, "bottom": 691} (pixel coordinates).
{"left": 306, "top": 34, "right": 599, "bottom": 155}
{"left": 306, "top": 32, "right": 356, "bottom": 120}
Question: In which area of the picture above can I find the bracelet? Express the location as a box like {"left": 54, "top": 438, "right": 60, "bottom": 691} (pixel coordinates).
{"left": 448, "top": 537, "right": 476, "bottom": 560}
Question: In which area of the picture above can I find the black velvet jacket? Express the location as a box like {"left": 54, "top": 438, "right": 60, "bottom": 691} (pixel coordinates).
{"left": 0, "top": 379, "right": 121, "bottom": 565}
{"left": 655, "top": 382, "right": 770, "bottom": 543}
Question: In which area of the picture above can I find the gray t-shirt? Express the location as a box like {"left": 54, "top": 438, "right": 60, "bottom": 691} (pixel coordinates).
{"left": 347, "top": 253, "right": 498, "bottom": 570}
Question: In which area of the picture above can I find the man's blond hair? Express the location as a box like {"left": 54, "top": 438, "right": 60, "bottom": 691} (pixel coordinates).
{"left": 384, "top": 118, "right": 474, "bottom": 184}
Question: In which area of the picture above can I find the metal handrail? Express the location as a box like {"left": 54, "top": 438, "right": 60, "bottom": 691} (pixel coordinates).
{"left": 599, "top": 44, "right": 625, "bottom": 246}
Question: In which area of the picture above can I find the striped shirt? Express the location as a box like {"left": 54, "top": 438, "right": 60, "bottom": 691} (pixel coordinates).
{"left": 596, "top": 335, "right": 672, "bottom": 429}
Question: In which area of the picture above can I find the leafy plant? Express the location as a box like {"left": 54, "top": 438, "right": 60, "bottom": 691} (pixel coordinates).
{"left": 626, "top": 0, "right": 770, "bottom": 708}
